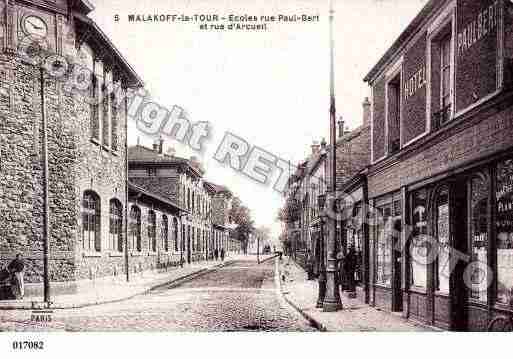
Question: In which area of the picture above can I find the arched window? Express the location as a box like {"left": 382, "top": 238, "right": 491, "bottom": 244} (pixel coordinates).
{"left": 130, "top": 205, "right": 142, "bottom": 252}
{"left": 109, "top": 199, "right": 123, "bottom": 252}
{"left": 173, "top": 218, "right": 179, "bottom": 252}
{"left": 162, "top": 215, "right": 169, "bottom": 252}
{"left": 148, "top": 210, "right": 156, "bottom": 252}
{"left": 82, "top": 191, "right": 101, "bottom": 252}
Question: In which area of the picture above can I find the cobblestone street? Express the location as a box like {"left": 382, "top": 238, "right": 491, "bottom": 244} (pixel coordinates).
{"left": 0, "top": 259, "right": 315, "bottom": 332}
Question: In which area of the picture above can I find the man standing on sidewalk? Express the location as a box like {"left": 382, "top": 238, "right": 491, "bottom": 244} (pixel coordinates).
{"left": 8, "top": 253, "right": 25, "bottom": 300}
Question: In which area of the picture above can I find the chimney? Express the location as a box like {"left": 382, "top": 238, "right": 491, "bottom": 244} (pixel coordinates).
{"left": 152, "top": 141, "right": 159, "bottom": 152}
{"left": 311, "top": 140, "right": 320, "bottom": 155}
{"left": 338, "top": 117, "right": 345, "bottom": 138}
{"left": 363, "top": 97, "right": 371, "bottom": 128}
{"left": 158, "top": 138, "right": 164, "bottom": 154}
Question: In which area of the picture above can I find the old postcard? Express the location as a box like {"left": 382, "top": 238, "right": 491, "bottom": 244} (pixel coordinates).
{"left": 0, "top": 0, "right": 513, "bottom": 356}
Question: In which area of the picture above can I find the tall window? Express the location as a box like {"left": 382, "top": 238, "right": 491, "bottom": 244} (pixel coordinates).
{"left": 110, "top": 92, "right": 118, "bottom": 152}
{"left": 470, "top": 176, "right": 489, "bottom": 302}
{"left": 182, "top": 224, "right": 186, "bottom": 251}
{"left": 162, "top": 215, "right": 169, "bottom": 252}
{"left": 187, "top": 188, "right": 191, "bottom": 211}
{"left": 192, "top": 227, "right": 196, "bottom": 252}
{"left": 173, "top": 218, "right": 179, "bottom": 252}
{"left": 90, "top": 72, "right": 100, "bottom": 141}
{"left": 439, "top": 35, "right": 452, "bottom": 125}
{"left": 411, "top": 189, "right": 428, "bottom": 289}
{"left": 130, "top": 206, "right": 142, "bottom": 252}
{"left": 496, "top": 159, "right": 513, "bottom": 306}
{"left": 82, "top": 191, "right": 101, "bottom": 252}
{"left": 387, "top": 73, "right": 401, "bottom": 154}
{"left": 101, "top": 72, "right": 110, "bottom": 147}
{"left": 148, "top": 210, "right": 156, "bottom": 252}
{"left": 109, "top": 199, "right": 123, "bottom": 252}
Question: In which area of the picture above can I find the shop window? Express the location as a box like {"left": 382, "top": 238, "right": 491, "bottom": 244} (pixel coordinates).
{"left": 411, "top": 189, "right": 428, "bottom": 289}
{"left": 434, "top": 187, "right": 450, "bottom": 294}
{"left": 469, "top": 176, "right": 489, "bottom": 302}
{"left": 148, "top": 211, "right": 156, "bottom": 252}
{"left": 352, "top": 204, "right": 363, "bottom": 285}
{"left": 109, "top": 199, "right": 123, "bottom": 252}
{"left": 376, "top": 206, "right": 393, "bottom": 286}
{"left": 130, "top": 206, "right": 142, "bottom": 252}
{"left": 162, "top": 215, "right": 169, "bottom": 252}
{"left": 496, "top": 159, "right": 513, "bottom": 307}
{"left": 82, "top": 191, "right": 101, "bottom": 252}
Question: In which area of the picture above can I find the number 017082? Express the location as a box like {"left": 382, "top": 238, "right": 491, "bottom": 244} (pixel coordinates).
{"left": 12, "top": 341, "right": 44, "bottom": 350}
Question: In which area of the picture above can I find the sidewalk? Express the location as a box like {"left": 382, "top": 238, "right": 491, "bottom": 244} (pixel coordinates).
{"left": 278, "top": 258, "right": 434, "bottom": 332}
{"left": 0, "top": 258, "right": 238, "bottom": 310}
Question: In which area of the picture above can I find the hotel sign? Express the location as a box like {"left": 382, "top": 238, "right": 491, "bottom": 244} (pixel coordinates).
{"left": 404, "top": 65, "right": 426, "bottom": 100}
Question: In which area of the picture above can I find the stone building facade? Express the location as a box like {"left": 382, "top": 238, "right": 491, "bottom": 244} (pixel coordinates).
{"left": 0, "top": 0, "right": 143, "bottom": 297}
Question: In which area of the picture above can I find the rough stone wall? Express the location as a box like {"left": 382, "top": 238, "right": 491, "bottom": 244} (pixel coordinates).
{"left": 0, "top": 53, "right": 77, "bottom": 284}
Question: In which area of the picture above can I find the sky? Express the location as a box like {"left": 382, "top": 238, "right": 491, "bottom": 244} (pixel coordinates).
{"left": 90, "top": 0, "right": 429, "bottom": 240}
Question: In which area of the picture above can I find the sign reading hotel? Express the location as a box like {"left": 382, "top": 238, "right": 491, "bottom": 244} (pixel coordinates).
{"left": 456, "top": 0, "right": 502, "bottom": 112}
{"left": 404, "top": 65, "right": 426, "bottom": 100}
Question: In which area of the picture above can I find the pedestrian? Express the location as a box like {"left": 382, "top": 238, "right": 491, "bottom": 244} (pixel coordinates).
{"left": 220, "top": 248, "right": 225, "bottom": 261}
{"left": 344, "top": 246, "right": 357, "bottom": 296}
{"left": 8, "top": 253, "right": 25, "bottom": 300}
{"left": 214, "top": 248, "right": 219, "bottom": 261}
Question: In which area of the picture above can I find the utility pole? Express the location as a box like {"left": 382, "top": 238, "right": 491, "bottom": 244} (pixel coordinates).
{"left": 323, "top": 0, "right": 343, "bottom": 312}
{"left": 40, "top": 67, "right": 50, "bottom": 305}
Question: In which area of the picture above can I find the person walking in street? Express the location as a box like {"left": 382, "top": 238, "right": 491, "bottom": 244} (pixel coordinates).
{"left": 220, "top": 248, "right": 225, "bottom": 262}
{"left": 214, "top": 248, "right": 219, "bottom": 261}
{"left": 8, "top": 253, "right": 25, "bottom": 300}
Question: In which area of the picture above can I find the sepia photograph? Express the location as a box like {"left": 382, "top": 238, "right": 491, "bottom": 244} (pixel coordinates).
{"left": 0, "top": 0, "right": 513, "bottom": 356}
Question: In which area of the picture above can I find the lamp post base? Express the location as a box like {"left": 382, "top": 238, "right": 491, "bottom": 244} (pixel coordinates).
{"left": 316, "top": 272, "right": 326, "bottom": 308}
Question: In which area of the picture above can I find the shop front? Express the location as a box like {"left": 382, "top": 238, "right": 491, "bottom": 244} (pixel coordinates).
{"left": 384, "top": 153, "right": 513, "bottom": 331}
{"left": 338, "top": 174, "right": 370, "bottom": 303}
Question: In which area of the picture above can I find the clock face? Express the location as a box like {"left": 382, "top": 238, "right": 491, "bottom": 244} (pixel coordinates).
{"left": 23, "top": 15, "right": 48, "bottom": 38}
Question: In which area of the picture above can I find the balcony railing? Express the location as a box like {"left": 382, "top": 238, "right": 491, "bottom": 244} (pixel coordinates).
{"left": 432, "top": 105, "right": 452, "bottom": 131}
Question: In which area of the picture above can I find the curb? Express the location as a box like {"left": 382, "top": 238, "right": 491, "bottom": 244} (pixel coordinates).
{"left": 275, "top": 259, "right": 327, "bottom": 332}
{"left": 0, "top": 260, "right": 232, "bottom": 311}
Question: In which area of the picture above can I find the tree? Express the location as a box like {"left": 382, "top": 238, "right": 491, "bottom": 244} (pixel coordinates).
{"left": 229, "top": 196, "right": 255, "bottom": 254}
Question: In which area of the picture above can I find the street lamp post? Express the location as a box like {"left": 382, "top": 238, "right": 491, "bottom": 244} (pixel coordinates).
{"left": 323, "top": 0, "right": 343, "bottom": 312}
{"left": 316, "top": 194, "right": 327, "bottom": 308}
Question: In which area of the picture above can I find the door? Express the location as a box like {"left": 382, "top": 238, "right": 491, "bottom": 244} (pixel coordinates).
{"left": 450, "top": 181, "right": 468, "bottom": 331}
{"left": 392, "top": 217, "right": 403, "bottom": 312}
{"left": 432, "top": 182, "right": 468, "bottom": 330}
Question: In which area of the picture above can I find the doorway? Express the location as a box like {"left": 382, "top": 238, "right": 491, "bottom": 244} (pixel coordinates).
{"left": 431, "top": 181, "right": 468, "bottom": 330}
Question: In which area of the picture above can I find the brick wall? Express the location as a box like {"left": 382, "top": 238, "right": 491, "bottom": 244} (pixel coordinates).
{"left": 368, "top": 101, "right": 513, "bottom": 198}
